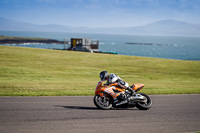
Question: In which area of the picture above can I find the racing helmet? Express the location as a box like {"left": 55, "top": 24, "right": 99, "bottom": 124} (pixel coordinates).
{"left": 99, "top": 71, "right": 109, "bottom": 81}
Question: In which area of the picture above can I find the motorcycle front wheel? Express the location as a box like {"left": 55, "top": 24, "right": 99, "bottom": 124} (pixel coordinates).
{"left": 136, "top": 93, "right": 152, "bottom": 110}
{"left": 93, "top": 94, "right": 113, "bottom": 110}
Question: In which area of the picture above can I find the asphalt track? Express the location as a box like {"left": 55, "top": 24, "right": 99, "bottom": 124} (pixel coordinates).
{"left": 0, "top": 95, "right": 200, "bottom": 133}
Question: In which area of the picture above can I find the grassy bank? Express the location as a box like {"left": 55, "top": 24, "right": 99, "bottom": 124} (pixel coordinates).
{"left": 0, "top": 45, "right": 200, "bottom": 96}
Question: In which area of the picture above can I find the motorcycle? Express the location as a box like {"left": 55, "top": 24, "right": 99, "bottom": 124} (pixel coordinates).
{"left": 93, "top": 81, "right": 152, "bottom": 110}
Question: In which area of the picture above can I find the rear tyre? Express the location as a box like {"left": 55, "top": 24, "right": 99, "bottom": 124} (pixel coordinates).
{"left": 136, "top": 93, "right": 152, "bottom": 110}
{"left": 93, "top": 94, "right": 113, "bottom": 110}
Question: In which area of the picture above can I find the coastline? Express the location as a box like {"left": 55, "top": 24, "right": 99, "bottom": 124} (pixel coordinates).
{"left": 1, "top": 32, "right": 200, "bottom": 61}
{"left": 0, "top": 35, "right": 64, "bottom": 44}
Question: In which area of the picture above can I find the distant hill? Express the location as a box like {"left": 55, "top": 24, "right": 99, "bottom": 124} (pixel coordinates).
{"left": 0, "top": 17, "right": 41, "bottom": 31}
{"left": 127, "top": 20, "right": 200, "bottom": 36}
{"left": 0, "top": 17, "right": 200, "bottom": 37}
{"left": 0, "top": 17, "right": 71, "bottom": 32}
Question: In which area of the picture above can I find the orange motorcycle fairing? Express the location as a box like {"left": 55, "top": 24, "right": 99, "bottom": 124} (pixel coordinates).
{"left": 132, "top": 84, "right": 144, "bottom": 92}
{"left": 95, "top": 81, "right": 125, "bottom": 99}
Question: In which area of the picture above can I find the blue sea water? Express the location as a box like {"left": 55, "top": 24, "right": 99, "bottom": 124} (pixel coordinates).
{"left": 1, "top": 30, "right": 200, "bottom": 61}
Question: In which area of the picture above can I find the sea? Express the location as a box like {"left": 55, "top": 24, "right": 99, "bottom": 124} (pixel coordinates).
{"left": 1, "top": 30, "right": 200, "bottom": 61}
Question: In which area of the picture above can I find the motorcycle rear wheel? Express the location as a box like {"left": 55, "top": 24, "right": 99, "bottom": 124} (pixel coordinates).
{"left": 93, "top": 94, "right": 113, "bottom": 110}
{"left": 136, "top": 93, "right": 152, "bottom": 110}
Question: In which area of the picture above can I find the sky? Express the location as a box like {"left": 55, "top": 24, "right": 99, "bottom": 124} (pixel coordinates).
{"left": 0, "top": 0, "right": 200, "bottom": 28}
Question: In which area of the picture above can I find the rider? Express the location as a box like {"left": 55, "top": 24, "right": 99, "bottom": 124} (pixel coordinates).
{"left": 99, "top": 71, "right": 134, "bottom": 103}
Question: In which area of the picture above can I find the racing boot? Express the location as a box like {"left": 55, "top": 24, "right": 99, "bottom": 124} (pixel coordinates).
{"left": 127, "top": 87, "right": 134, "bottom": 96}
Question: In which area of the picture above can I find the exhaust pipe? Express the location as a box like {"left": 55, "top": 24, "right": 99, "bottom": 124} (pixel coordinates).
{"left": 128, "top": 94, "right": 145, "bottom": 101}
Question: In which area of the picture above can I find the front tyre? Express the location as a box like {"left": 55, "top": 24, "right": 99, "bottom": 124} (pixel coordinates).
{"left": 93, "top": 94, "right": 113, "bottom": 110}
{"left": 136, "top": 93, "right": 152, "bottom": 110}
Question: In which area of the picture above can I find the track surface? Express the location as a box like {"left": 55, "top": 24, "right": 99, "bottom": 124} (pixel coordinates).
{"left": 0, "top": 95, "right": 200, "bottom": 133}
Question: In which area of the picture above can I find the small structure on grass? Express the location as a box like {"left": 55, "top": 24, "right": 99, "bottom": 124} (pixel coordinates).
{"left": 67, "top": 38, "right": 99, "bottom": 53}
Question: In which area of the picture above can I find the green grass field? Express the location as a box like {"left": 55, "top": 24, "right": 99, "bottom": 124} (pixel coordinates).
{"left": 0, "top": 45, "right": 200, "bottom": 96}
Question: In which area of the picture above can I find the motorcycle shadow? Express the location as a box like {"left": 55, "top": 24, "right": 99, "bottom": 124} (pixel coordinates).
{"left": 54, "top": 105, "right": 137, "bottom": 110}
{"left": 54, "top": 105, "right": 98, "bottom": 110}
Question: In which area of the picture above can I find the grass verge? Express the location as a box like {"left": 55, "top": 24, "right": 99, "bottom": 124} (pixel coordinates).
{"left": 0, "top": 45, "right": 200, "bottom": 96}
